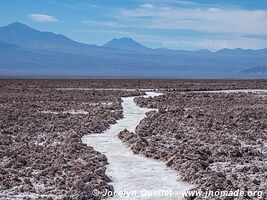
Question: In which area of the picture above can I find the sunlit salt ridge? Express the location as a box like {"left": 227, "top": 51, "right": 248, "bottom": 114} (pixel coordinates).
{"left": 82, "top": 92, "right": 193, "bottom": 200}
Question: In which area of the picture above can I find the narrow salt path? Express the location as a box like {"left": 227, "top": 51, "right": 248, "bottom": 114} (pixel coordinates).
{"left": 82, "top": 92, "right": 193, "bottom": 200}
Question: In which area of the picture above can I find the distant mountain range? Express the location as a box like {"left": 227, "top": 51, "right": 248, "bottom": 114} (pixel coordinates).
{"left": 103, "top": 37, "right": 149, "bottom": 52}
{"left": 0, "top": 22, "right": 266, "bottom": 78}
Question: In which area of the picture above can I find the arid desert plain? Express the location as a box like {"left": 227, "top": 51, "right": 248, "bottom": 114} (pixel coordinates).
{"left": 0, "top": 79, "right": 266, "bottom": 200}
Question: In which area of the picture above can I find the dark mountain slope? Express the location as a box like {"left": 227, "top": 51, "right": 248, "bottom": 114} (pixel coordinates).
{"left": 0, "top": 22, "right": 266, "bottom": 78}
{"left": 103, "top": 37, "right": 150, "bottom": 51}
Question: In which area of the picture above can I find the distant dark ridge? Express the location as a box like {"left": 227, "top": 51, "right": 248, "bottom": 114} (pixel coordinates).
{"left": 103, "top": 37, "right": 150, "bottom": 51}
{"left": 0, "top": 22, "right": 267, "bottom": 79}
{"left": 242, "top": 66, "right": 267, "bottom": 74}
{"left": 0, "top": 41, "right": 19, "bottom": 48}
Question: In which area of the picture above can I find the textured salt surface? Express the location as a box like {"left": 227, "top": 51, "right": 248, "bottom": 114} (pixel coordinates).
{"left": 82, "top": 92, "right": 193, "bottom": 200}
{"left": 57, "top": 88, "right": 157, "bottom": 91}
{"left": 198, "top": 89, "right": 267, "bottom": 94}
{"left": 41, "top": 110, "right": 89, "bottom": 115}
{"left": 0, "top": 188, "right": 64, "bottom": 200}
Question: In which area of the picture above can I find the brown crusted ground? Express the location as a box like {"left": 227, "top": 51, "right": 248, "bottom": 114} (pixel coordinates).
{"left": 1, "top": 79, "right": 267, "bottom": 91}
{"left": 119, "top": 91, "right": 267, "bottom": 199}
{"left": 0, "top": 79, "right": 266, "bottom": 200}
{"left": 0, "top": 82, "right": 143, "bottom": 200}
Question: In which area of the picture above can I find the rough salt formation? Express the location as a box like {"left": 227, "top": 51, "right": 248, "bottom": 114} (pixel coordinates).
{"left": 1, "top": 80, "right": 267, "bottom": 200}
{"left": 1, "top": 79, "right": 267, "bottom": 92}
{"left": 0, "top": 81, "right": 143, "bottom": 200}
{"left": 83, "top": 93, "right": 193, "bottom": 200}
{"left": 0, "top": 131, "right": 112, "bottom": 199}
{"left": 119, "top": 92, "right": 267, "bottom": 199}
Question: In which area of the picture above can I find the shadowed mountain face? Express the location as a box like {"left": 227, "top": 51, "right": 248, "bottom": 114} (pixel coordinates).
{"left": 103, "top": 37, "right": 150, "bottom": 51}
{"left": 242, "top": 66, "right": 267, "bottom": 74}
{"left": 0, "top": 22, "right": 266, "bottom": 78}
{"left": 0, "top": 41, "right": 18, "bottom": 49}
{"left": 0, "top": 22, "right": 80, "bottom": 49}
{"left": 216, "top": 48, "right": 267, "bottom": 56}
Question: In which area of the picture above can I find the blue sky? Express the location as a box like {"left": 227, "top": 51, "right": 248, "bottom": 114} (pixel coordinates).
{"left": 1, "top": 0, "right": 267, "bottom": 50}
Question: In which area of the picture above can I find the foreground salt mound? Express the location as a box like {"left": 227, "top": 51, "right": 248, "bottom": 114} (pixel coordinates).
{"left": 133, "top": 90, "right": 266, "bottom": 199}
{"left": 82, "top": 92, "right": 193, "bottom": 200}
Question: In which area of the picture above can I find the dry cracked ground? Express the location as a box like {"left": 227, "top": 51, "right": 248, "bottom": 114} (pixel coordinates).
{"left": 0, "top": 80, "right": 144, "bottom": 199}
{"left": 0, "top": 79, "right": 267, "bottom": 200}
{"left": 121, "top": 91, "right": 267, "bottom": 199}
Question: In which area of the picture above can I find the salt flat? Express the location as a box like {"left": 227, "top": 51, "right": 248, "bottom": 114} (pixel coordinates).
{"left": 82, "top": 92, "right": 193, "bottom": 200}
